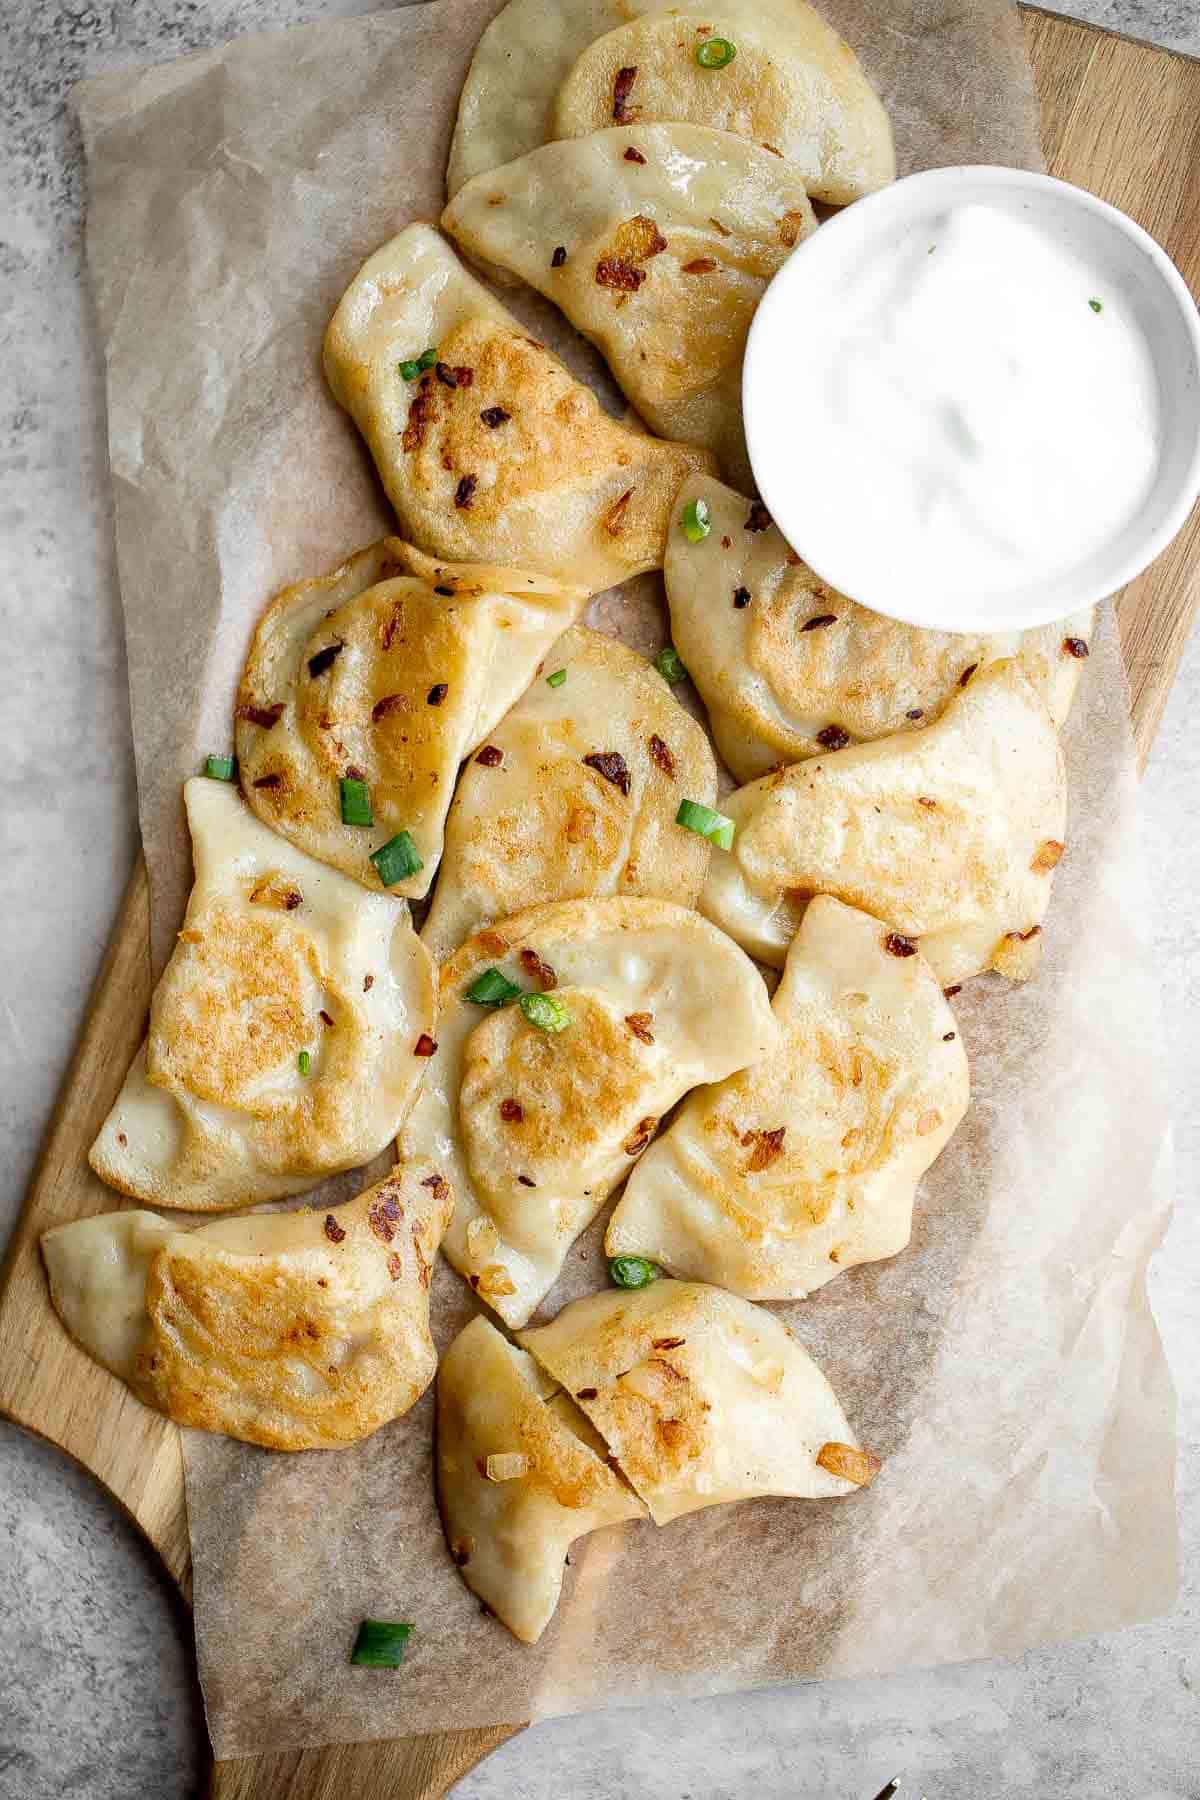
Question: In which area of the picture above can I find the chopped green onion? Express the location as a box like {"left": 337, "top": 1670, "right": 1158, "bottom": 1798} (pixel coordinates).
{"left": 546, "top": 668, "right": 567, "bottom": 688}
{"left": 519, "top": 991, "right": 573, "bottom": 1033}
{"left": 203, "top": 754, "right": 236, "bottom": 782}
{"left": 680, "top": 497, "right": 711, "bottom": 542}
{"left": 1088, "top": 297, "right": 1103, "bottom": 314}
{"left": 465, "top": 967, "right": 522, "bottom": 1007}
{"left": 297, "top": 1049, "right": 311, "bottom": 1076}
{"left": 399, "top": 346, "right": 439, "bottom": 380}
{"left": 371, "top": 830, "right": 423, "bottom": 886}
{"left": 350, "top": 1619, "right": 413, "bottom": 1668}
{"left": 654, "top": 645, "right": 688, "bottom": 684}
{"left": 340, "top": 776, "right": 373, "bottom": 827}
{"left": 609, "top": 1255, "right": 661, "bottom": 1290}
{"left": 676, "top": 797, "right": 735, "bottom": 851}
{"left": 696, "top": 35, "right": 737, "bottom": 68}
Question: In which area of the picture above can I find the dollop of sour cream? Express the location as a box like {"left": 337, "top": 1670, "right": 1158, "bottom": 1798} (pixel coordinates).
{"left": 749, "top": 201, "right": 1162, "bottom": 620}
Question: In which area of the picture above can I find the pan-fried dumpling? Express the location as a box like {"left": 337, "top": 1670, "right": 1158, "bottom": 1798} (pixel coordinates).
{"left": 323, "top": 224, "right": 713, "bottom": 592}
{"left": 401, "top": 898, "right": 778, "bottom": 1326}
{"left": 90, "top": 779, "right": 436, "bottom": 1211}
{"left": 41, "top": 1168, "right": 452, "bottom": 1451}
{"left": 519, "top": 1280, "right": 879, "bottom": 1524}
{"left": 552, "top": 3, "right": 894, "bottom": 207}
{"left": 237, "top": 537, "right": 586, "bottom": 897}
{"left": 422, "top": 626, "right": 718, "bottom": 960}
{"left": 666, "top": 477, "right": 1094, "bottom": 781}
{"left": 436, "top": 1315, "right": 647, "bottom": 1642}
{"left": 700, "top": 660, "right": 1068, "bottom": 984}
{"left": 442, "top": 125, "right": 815, "bottom": 488}
{"left": 607, "top": 896, "right": 969, "bottom": 1296}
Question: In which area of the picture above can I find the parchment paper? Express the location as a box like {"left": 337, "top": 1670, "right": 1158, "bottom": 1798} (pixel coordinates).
{"left": 73, "top": 0, "right": 1177, "bottom": 1760}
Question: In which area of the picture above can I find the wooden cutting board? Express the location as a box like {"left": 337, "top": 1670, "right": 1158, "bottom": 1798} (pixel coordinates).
{"left": 2, "top": 10, "right": 1198, "bottom": 1797}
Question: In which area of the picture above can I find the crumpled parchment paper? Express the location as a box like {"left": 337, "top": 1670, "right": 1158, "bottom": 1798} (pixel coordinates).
{"left": 73, "top": 0, "right": 1176, "bottom": 1759}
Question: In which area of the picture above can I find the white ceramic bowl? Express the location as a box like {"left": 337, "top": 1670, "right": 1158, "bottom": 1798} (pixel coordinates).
{"left": 742, "top": 165, "right": 1200, "bottom": 633}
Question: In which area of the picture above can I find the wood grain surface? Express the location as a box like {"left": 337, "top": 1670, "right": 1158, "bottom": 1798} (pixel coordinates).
{"left": 2, "top": 12, "right": 1198, "bottom": 1798}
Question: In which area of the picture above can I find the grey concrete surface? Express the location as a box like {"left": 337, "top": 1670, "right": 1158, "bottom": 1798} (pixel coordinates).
{"left": 1, "top": 3, "right": 1197, "bottom": 1796}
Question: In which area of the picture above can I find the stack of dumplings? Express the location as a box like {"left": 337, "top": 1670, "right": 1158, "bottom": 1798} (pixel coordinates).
{"left": 44, "top": 0, "right": 1092, "bottom": 1651}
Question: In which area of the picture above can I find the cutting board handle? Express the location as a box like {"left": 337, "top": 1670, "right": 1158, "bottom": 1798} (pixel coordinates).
{"left": 206, "top": 1726, "right": 522, "bottom": 1799}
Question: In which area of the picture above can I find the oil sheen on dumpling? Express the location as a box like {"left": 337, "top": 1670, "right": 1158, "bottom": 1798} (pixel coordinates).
{"left": 519, "top": 1279, "right": 880, "bottom": 1524}
{"left": 400, "top": 898, "right": 779, "bottom": 1327}
{"left": 237, "top": 537, "right": 586, "bottom": 897}
{"left": 41, "top": 1168, "right": 451, "bottom": 1451}
{"left": 551, "top": 2, "right": 895, "bottom": 207}
{"left": 323, "top": 224, "right": 713, "bottom": 593}
{"left": 90, "top": 779, "right": 436, "bottom": 1211}
{"left": 422, "top": 626, "right": 718, "bottom": 961}
{"left": 699, "top": 660, "right": 1068, "bottom": 984}
{"left": 607, "top": 896, "right": 969, "bottom": 1296}
{"left": 665, "top": 476, "right": 1095, "bottom": 781}
{"left": 442, "top": 125, "right": 815, "bottom": 487}
{"left": 436, "top": 1315, "right": 647, "bottom": 1642}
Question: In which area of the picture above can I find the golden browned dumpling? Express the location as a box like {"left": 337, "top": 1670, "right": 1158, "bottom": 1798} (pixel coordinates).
{"left": 700, "top": 660, "right": 1068, "bottom": 984}
{"left": 90, "top": 779, "right": 436, "bottom": 1211}
{"left": 41, "top": 1168, "right": 451, "bottom": 1451}
{"left": 442, "top": 125, "right": 815, "bottom": 487}
{"left": 436, "top": 1316, "right": 647, "bottom": 1642}
{"left": 422, "top": 626, "right": 718, "bottom": 960}
{"left": 519, "top": 1280, "right": 879, "bottom": 1524}
{"left": 665, "top": 476, "right": 1095, "bottom": 781}
{"left": 551, "top": 3, "right": 894, "bottom": 207}
{"left": 607, "top": 896, "right": 970, "bottom": 1296}
{"left": 400, "top": 898, "right": 779, "bottom": 1327}
{"left": 323, "top": 224, "right": 713, "bottom": 592}
{"left": 236, "top": 537, "right": 586, "bottom": 897}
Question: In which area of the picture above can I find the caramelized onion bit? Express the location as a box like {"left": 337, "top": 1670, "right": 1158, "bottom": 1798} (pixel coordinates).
{"left": 816, "top": 1441, "right": 881, "bottom": 1487}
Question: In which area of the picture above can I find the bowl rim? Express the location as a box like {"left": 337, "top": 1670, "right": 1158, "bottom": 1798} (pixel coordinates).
{"left": 742, "top": 163, "right": 1200, "bottom": 634}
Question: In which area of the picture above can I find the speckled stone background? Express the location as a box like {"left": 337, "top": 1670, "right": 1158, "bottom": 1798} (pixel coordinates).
{"left": 1, "top": 4, "right": 1197, "bottom": 1797}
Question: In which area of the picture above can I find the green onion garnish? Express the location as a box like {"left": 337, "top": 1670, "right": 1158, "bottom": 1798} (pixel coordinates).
{"left": 546, "top": 669, "right": 567, "bottom": 688}
{"left": 1088, "top": 297, "right": 1103, "bottom": 314}
{"left": 399, "top": 346, "right": 439, "bottom": 380}
{"left": 696, "top": 35, "right": 737, "bottom": 67}
{"left": 340, "top": 777, "right": 373, "bottom": 827}
{"left": 298, "top": 1050, "right": 311, "bottom": 1076}
{"left": 465, "top": 967, "right": 522, "bottom": 1007}
{"left": 519, "top": 992, "right": 573, "bottom": 1033}
{"left": 609, "top": 1255, "right": 662, "bottom": 1290}
{"left": 371, "top": 831, "right": 423, "bottom": 886}
{"left": 203, "top": 754, "right": 236, "bottom": 782}
{"left": 350, "top": 1619, "right": 413, "bottom": 1668}
{"left": 654, "top": 645, "right": 687, "bottom": 684}
{"left": 680, "top": 497, "right": 711, "bottom": 542}
{"left": 676, "top": 798, "right": 735, "bottom": 851}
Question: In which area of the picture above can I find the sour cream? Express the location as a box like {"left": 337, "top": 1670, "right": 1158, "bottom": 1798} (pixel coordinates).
{"left": 744, "top": 168, "right": 1200, "bottom": 632}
